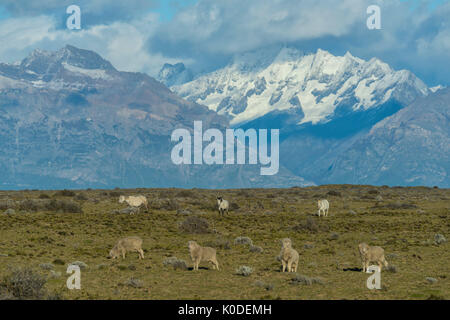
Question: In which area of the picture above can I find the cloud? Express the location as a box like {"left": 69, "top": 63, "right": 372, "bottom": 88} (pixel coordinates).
{"left": 0, "top": 15, "right": 57, "bottom": 62}
{"left": 155, "top": 0, "right": 367, "bottom": 55}
{"left": 0, "top": 0, "right": 449, "bottom": 85}
{"left": 147, "top": 0, "right": 450, "bottom": 85}
{"left": 0, "top": 11, "right": 183, "bottom": 76}
{"left": 0, "top": 0, "right": 159, "bottom": 25}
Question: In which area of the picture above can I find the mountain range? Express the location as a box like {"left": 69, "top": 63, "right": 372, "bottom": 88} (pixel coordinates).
{"left": 0, "top": 45, "right": 310, "bottom": 189}
{"left": 166, "top": 48, "right": 428, "bottom": 129}
{"left": 162, "top": 47, "right": 448, "bottom": 187}
{"left": 0, "top": 45, "right": 448, "bottom": 189}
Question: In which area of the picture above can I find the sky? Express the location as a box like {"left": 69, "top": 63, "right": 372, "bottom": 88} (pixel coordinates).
{"left": 0, "top": 0, "right": 449, "bottom": 87}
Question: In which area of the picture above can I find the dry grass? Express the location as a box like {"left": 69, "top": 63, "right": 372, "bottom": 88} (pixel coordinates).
{"left": 0, "top": 185, "right": 448, "bottom": 300}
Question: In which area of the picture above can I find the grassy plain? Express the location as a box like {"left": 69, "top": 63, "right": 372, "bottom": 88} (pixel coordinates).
{"left": 0, "top": 185, "right": 448, "bottom": 300}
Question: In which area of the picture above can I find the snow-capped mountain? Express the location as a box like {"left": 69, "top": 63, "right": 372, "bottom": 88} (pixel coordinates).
{"left": 0, "top": 45, "right": 117, "bottom": 91}
{"left": 0, "top": 45, "right": 312, "bottom": 189}
{"left": 1, "top": 45, "right": 447, "bottom": 188}
{"left": 163, "top": 47, "right": 450, "bottom": 187}
{"left": 171, "top": 47, "right": 429, "bottom": 129}
{"left": 157, "top": 63, "right": 193, "bottom": 87}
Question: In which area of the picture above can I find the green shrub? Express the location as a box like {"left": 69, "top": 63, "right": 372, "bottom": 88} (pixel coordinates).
{"left": 74, "top": 193, "right": 88, "bottom": 201}
{"left": 0, "top": 268, "right": 47, "bottom": 300}
{"left": 52, "top": 259, "right": 65, "bottom": 265}
{"left": 204, "top": 238, "right": 231, "bottom": 250}
{"left": 179, "top": 216, "right": 210, "bottom": 234}
{"left": 235, "top": 266, "right": 253, "bottom": 277}
{"left": 55, "top": 189, "right": 76, "bottom": 197}
{"left": 163, "top": 257, "right": 188, "bottom": 270}
{"left": 234, "top": 236, "right": 253, "bottom": 246}
{"left": 176, "top": 190, "right": 196, "bottom": 198}
{"left": 291, "top": 274, "right": 324, "bottom": 285}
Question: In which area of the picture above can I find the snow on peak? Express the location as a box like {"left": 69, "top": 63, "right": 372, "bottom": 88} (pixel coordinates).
{"left": 19, "top": 45, "right": 115, "bottom": 75}
{"left": 0, "top": 45, "right": 119, "bottom": 91}
{"left": 172, "top": 47, "right": 429, "bottom": 126}
{"left": 57, "top": 45, "right": 115, "bottom": 71}
{"left": 157, "top": 63, "right": 193, "bottom": 86}
{"left": 62, "top": 62, "right": 113, "bottom": 80}
{"left": 430, "top": 85, "right": 446, "bottom": 93}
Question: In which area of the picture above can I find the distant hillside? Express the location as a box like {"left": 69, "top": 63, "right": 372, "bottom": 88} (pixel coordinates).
{"left": 0, "top": 45, "right": 311, "bottom": 189}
